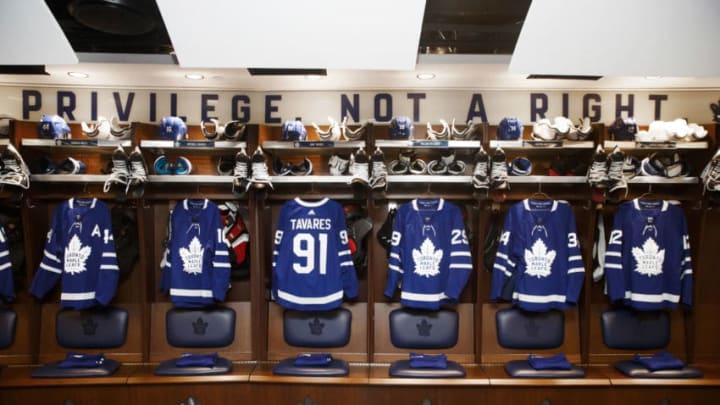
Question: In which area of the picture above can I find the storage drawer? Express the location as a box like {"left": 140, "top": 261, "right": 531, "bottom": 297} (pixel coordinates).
{"left": 368, "top": 386, "right": 488, "bottom": 405}
{"left": 252, "top": 384, "right": 368, "bottom": 405}
{"left": 1, "top": 386, "right": 129, "bottom": 405}
{"left": 130, "top": 383, "right": 249, "bottom": 405}
{"left": 487, "top": 387, "right": 611, "bottom": 405}
{"left": 611, "top": 387, "right": 720, "bottom": 405}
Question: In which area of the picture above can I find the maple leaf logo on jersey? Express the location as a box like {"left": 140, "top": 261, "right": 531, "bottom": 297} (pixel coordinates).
{"left": 632, "top": 238, "right": 664, "bottom": 277}
{"left": 64, "top": 234, "right": 91, "bottom": 275}
{"left": 524, "top": 239, "right": 555, "bottom": 278}
{"left": 180, "top": 237, "right": 204, "bottom": 275}
{"left": 412, "top": 238, "right": 443, "bottom": 278}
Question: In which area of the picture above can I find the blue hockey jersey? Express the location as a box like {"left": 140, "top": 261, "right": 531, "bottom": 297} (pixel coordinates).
{"left": 603, "top": 199, "right": 692, "bottom": 310}
{"left": 161, "top": 199, "right": 231, "bottom": 308}
{"left": 491, "top": 199, "right": 584, "bottom": 312}
{"left": 384, "top": 198, "right": 473, "bottom": 309}
{"left": 272, "top": 198, "right": 358, "bottom": 310}
{"left": 0, "top": 226, "right": 14, "bottom": 302}
{"left": 30, "top": 198, "right": 119, "bottom": 309}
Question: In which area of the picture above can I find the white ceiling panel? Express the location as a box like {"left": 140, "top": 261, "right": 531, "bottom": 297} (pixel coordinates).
{"left": 156, "top": 0, "right": 426, "bottom": 70}
{"left": 0, "top": 0, "right": 77, "bottom": 65}
{"left": 510, "top": 0, "right": 720, "bottom": 77}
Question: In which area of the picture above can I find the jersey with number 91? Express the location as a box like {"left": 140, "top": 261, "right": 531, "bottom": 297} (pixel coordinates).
{"left": 272, "top": 198, "right": 358, "bottom": 310}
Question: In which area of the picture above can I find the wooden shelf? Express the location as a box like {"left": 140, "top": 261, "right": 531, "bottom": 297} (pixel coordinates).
{"left": 604, "top": 140, "right": 708, "bottom": 150}
{"left": 140, "top": 140, "right": 247, "bottom": 154}
{"left": 262, "top": 140, "right": 365, "bottom": 152}
{"left": 387, "top": 175, "right": 472, "bottom": 184}
{"left": 147, "top": 175, "right": 231, "bottom": 184}
{"left": 270, "top": 175, "right": 353, "bottom": 184}
{"left": 21, "top": 138, "right": 132, "bottom": 154}
{"left": 506, "top": 175, "right": 587, "bottom": 184}
{"left": 375, "top": 140, "right": 481, "bottom": 149}
{"left": 490, "top": 140, "right": 594, "bottom": 149}
{"left": 30, "top": 174, "right": 110, "bottom": 183}
{"left": 628, "top": 176, "right": 698, "bottom": 184}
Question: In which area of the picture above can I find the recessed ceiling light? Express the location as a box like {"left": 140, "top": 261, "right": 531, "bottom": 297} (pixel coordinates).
{"left": 416, "top": 73, "right": 436, "bottom": 80}
{"left": 67, "top": 71, "right": 89, "bottom": 78}
{"left": 184, "top": 73, "right": 204, "bottom": 80}
{"left": 645, "top": 76, "right": 662, "bottom": 80}
{"left": 304, "top": 74, "right": 324, "bottom": 81}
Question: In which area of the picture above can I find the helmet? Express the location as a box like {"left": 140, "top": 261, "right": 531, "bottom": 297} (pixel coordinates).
{"left": 497, "top": 117, "right": 523, "bottom": 140}
{"left": 390, "top": 116, "right": 414, "bottom": 139}
{"left": 159, "top": 116, "right": 188, "bottom": 141}
{"left": 281, "top": 119, "right": 307, "bottom": 141}
{"left": 38, "top": 114, "right": 71, "bottom": 139}
{"left": 608, "top": 117, "right": 637, "bottom": 141}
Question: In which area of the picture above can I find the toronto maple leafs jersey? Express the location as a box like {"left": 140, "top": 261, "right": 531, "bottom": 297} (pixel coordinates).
{"left": 603, "top": 199, "right": 692, "bottom": 310}
{"left": 29, "top": 198, "right": 119, "bottom": 309}
{"left": 491, "top": 199, "right": 584, "bottom": 312}
{"left": 272, "top": 198, "right": 358, "bottom": 311}
{"left": 0, "top": 226, "right": 14, "bottom": 302}
{"left": 384, "top": 198, "right": 473, "bottom": 310}
{"left": 160, "top": 199, "right": 231, "bottom": 308}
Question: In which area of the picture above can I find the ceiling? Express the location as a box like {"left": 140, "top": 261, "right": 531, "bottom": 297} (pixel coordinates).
{"left": 420, "top": 0, "right": 529, "bottom": 55}
{"left": 1, "top": 0, "right": 718, "bottom": 90}
{"left": 44, "top": 0, "right": 530, "bottom": 58}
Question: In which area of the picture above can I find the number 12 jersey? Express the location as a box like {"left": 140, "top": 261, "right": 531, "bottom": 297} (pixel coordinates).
{"left": 272, "top": 198, "right": 358, "bottom": 310}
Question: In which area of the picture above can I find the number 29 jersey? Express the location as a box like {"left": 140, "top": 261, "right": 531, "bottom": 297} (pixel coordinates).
{"left": 272, "top": 198, "right": 358, "bottom": 311}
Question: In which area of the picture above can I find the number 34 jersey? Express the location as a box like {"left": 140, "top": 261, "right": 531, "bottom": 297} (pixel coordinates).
{"left": 272, "top": 198, "right": 358, "bottom": 311}
{"left": 491, "top": 199, "right": 585, "bottom": 312}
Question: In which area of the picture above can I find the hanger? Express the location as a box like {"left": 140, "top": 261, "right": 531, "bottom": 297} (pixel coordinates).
{"left": 638, "top": 184, "right": 656, "bottom": 201}
{"left": 529, "top": 182, "right": 551, "bottom": 200}
{"left": 423, "top": 183, "right": 433, "bottom": 196}
{"left": 307, "top": 182, "right": 321, "bottom": 196}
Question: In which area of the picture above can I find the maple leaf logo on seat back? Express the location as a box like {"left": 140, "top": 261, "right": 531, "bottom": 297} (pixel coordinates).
{"left": 180, "top": 236, "right": 204, "bottom": 275}
{"left": 412, "top": 238, "right": 443, "bottom": 278}
{"left": 64, "top": 234, "right": 91, "bottom": 275}
{"left": 632, "top": 238, "right": 665, "bottom": 277}
{"left": 524, "top": 239, "right": 555, "bottom": 278}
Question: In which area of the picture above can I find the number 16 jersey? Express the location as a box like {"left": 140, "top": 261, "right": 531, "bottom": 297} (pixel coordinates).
{"left": 272, "top": 198, "right": 358, "bottom": 310}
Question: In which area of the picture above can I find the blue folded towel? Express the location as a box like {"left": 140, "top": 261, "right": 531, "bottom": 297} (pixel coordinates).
{"left": 176, "top": 352, "right": 218, "bottom": 367}
{"left": 294, "top": 353, "right": 333, "bottom": 367}
{"left": 58, "top": 352, "right": 105, "bottom": 369}
{"left": 528, "top": 353, "right": 572, "bottom": 370}
{"left": 409, "top": 353, "right": 448, "bottom": 369}
{"left": 633, "top": 351, "right": 685, "bottom": 371}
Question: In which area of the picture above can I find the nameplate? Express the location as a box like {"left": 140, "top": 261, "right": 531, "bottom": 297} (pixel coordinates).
{"left": 176, "top": 140, "right": 215, "bottom": 147}
{"left": 524, "top": 140, "right": 562, "bottom": 148}
{"left": 412, "top": 140, "right": 447, "bottom": 147}
{"left": 56, "top": 139, "right": 97, "bottom": 146}
{"left": 295, "top": 141, "right": 335, "bottom": 148}
{"left": 636, "top": 141, "right": 677, "bottom": 149}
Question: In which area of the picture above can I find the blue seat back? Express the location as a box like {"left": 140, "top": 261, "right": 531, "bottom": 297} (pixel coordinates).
{"left": 0, "top": 308, "right": 16, "bottom": 349}
{"left": 601, "top": 308, "right": 670, "bottom": 350}
{"left": 496, "top": 308, "right": 565, "bottom": 350}
{"left": 283, "top": 308, "right": 351, "bottom": 348}
{"left": 56, "top": 307, "right": 128, "bottom": 349}
{"left": 166, "top": 307, "right": 236, "bottom": 348}
{"left": 389, "top": 308, "right": 458, "bottom": 349}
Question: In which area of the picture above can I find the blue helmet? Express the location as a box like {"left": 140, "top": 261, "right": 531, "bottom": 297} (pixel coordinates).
{"left": 38, "top": 114, "right": 71, "bottom": 139}
{"left": 159, "top": 116, "right": 188, "bottom": 141}
{"left": 282, "top": 119, "right": 307, "bottom": 141}
{"left": 608, "top": 117, "right": 637, "bottom": 141}
{"left": 497, "top": 117, "right": 523, "bottom": 140}
{"left": 390, "top": 116, "right": 414, "bottom": 139}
